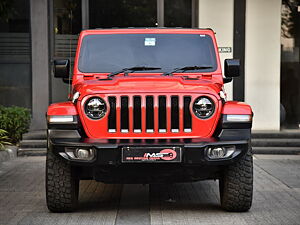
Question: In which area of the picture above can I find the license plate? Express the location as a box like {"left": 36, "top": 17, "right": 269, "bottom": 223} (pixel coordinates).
{"left": 122, "top": 146, "right": 182, "bottom": 163}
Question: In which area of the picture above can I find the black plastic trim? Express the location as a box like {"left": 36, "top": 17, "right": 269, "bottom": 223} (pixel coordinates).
{"left": 49, "top": 137, "right": 249, "bottom": 166}
{"left": 48, "top": 129, "right": 82, "bottom": 139}
{"left": 221, "top": 115, "right": 252, "bottom": 129}
{"left": 221, "top": 121, "right": 252, "bottom": 129}
{"left": 218, "top": 129, "right": 251, "bottom": 141}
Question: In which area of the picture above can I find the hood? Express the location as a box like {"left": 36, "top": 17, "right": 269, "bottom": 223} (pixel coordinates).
{"left": 74, "top": 76, "right": 222, "bottom": 99}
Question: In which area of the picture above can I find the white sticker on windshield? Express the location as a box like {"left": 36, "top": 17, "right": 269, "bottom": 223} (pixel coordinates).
{"left": 200, "top": 34, "right": 206, "bottom": 37}
{"left": 144, "top": 38, "right": 156, "bottom": 46}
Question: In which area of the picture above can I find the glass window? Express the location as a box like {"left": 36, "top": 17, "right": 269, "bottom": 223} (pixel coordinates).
{"left": 281, "top": 0, "right": 300, "bottom": 129}
{"left": 89, "top": 0, "right": 157, "bottom": 28}
{"left": 78, "top": 33, "right": 217, "bottom": 73}
{"left": 0, "top": 0, "right": 31, "bottom": 109}
{"left": 165, "top": 0, "right": 192, "bottom": 27}
{"left": 53, "top": 0, "right": 82, "bottom": 58}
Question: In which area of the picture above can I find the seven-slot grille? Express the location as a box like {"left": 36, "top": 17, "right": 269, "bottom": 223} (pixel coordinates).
{"left": 108, "top": 95, "right": 192, "bottom": 134}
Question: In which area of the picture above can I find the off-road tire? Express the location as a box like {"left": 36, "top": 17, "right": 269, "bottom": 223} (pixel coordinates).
{"left": 219, "top": 148, "right": 253, "bottom": 212}
{"left": 46, "top": 150, "right": 79, "bottom": 212}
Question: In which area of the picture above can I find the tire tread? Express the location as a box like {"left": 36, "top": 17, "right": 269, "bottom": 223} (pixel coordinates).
{"left": 220, "top": 149, "right": 253, "bottom": 212}
{"left": 46, "top": 150, "right": 79, "bottom": 212}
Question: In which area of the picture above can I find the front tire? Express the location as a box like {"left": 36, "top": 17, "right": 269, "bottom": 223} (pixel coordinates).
{"left": 219, "top": 148, "right": 253, "bottom": 212}
{"left": 46, "top": 149, "right": 79, "bottom": 212}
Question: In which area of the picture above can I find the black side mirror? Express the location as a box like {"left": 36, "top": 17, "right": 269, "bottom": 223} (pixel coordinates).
{"left": 223, "top": 77, "right": 233, "bottom": 83}
{"left": 54, "top": 59, "right": 70, "bottom": 79}
{"left": 224, "top": 59, "right": 240, "bottom": 77}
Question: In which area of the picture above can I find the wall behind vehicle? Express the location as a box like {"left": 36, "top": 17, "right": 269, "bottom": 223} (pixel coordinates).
{"left": 198, "top": 0, "right": 234, "bottom": 100}
{"left": 199, "top": 0, "right": 281, "bottom": 130}
{"left": 245, "top": 0, "right": 281, "bottom": 130}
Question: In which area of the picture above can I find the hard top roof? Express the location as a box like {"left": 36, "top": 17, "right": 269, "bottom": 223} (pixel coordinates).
{"left": 80, "top": 27, "right": 215, "bottom": 35}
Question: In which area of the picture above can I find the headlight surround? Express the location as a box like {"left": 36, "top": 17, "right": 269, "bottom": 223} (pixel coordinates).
{"left": 193, "top": 96, "right": 215, "bottom": 119}
{"left": 84, "top": 97, "right": 107, "bottom": 120}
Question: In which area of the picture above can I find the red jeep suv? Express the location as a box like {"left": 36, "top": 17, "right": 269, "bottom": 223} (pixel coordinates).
{"left": 46, "top": 28, "right": 253, "bottom": 212}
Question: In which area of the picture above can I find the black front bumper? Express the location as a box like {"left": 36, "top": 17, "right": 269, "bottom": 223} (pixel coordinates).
{"left": 48, "top": 129, "right": 250, "bottom": 183}
{"left": 50, "top": 137, "right": 249, "bottom": 166}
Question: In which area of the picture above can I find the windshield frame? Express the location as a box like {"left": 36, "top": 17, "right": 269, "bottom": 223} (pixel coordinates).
{"left": 73, "top": 29, "right": 222, "bottom": 76}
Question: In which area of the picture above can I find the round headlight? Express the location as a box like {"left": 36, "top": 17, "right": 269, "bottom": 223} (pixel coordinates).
{"left": 84, "top": 97, "right": 107, "bottom": 120}
{"left": 193, "top": 96, "right": 215, "bottom": 119}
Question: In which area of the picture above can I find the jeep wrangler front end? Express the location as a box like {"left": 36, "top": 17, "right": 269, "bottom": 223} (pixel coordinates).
{"left": 46, "top": 28, "right": 253, "bottom": 212}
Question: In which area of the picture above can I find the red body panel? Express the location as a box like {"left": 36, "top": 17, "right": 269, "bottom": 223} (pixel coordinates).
{"left": 74, "top": 77, "right": 222, "bottom": 100}
{"left": 222, "top": 101, "right": 252, "bottom": 115}
{"left": 48, "top": 102, "right": 78, "bottom": 115}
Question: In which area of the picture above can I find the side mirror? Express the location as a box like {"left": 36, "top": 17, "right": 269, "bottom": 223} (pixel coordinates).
{"left": 224, "top": 59, "right": 240, "bottom": 77}
{"left": 223, "top": 77, "right": 233, "bottom": 84}
{"left": 54, "top": 59, "right": 70, "bottom": 79}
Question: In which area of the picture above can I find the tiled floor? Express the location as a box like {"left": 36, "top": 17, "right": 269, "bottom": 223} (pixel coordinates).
{"left": 0, "top": 155, "right": 299, "bottom": 225}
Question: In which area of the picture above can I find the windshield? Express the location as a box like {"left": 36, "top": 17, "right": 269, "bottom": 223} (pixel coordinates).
{"left": 78, "top": 33, "right": 218, "bottom": 73}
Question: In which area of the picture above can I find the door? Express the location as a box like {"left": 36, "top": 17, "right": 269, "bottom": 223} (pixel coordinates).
{"left": 281, "top": 0, "right": 300, "bottom": 129}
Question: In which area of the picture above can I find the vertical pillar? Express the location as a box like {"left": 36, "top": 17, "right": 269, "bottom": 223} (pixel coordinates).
{"left": 198, "top": 0, "right": 234, "bottom": 100}
{"left": 245, "top": 0, "right": 281, "bottom": 130}
{"left": 82, "top": 0, "right": 89, "bottom": 29}
{"left": 30, "top": 0, "right": 50, "bottom": 129}
{"left": 233, "top": 0, "right": 246, "bottom": 101}
{"left": 192, "top": 0, "right": 199, "bottom": 28}
{"left": 157, "top": 0, "right": 164, "bottom": 27}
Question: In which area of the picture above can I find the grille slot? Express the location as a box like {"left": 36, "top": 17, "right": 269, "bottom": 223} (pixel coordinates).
{"left": 107, "top": 95, "right": 193, "bottom": 133}
{"left": 171, "top": 96, "right": 179, "bottom": 132}
{"left": 146, "top": 96, "right": 154, "bottom": 132}
{"left": 120, "top": 96, "right": 129, "bottom": 132}
{"left": 133, "top": 96, "right": 142, "bottom": 132}
{"left": 108, "top": 97, "right": 116, "bottom": 132}
{"left": 184, "top": 96, "right": 192, "bottom": 132}
{"left": 158, "top": 96, "right": 167, "bottom": 132}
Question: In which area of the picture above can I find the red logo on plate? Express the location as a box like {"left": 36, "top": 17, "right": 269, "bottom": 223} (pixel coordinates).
{"left": 160, "top": 149, "right": 177, "bottom": 161}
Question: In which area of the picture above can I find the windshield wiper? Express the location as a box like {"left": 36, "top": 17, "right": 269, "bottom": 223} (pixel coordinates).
{"left": 107, "top": 66, "right": 161, "bottom": 79}
{"left": 162, "top": 65, "right": 213, "bottom": 76}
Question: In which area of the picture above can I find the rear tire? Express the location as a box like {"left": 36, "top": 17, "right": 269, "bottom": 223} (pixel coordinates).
{"left": 219, "top": 148, "right": 253, "bottom": 212}
{"left": 46, "top": 149, "right": 79, "bottom": 212}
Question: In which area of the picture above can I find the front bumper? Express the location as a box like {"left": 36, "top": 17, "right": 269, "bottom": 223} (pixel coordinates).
{"left": 49, "top": 137, "right": 249, "bottom": 166}
{"left": 48, "top": 128, "right": 251, "bottom": 183}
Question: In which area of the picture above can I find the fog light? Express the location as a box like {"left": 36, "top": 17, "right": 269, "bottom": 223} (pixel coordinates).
{"left": 76, "top": 149, "right": 90, "bottom": 159}
{"left": 65, "top": 148, "right": 95, "bottom": 161}
{"left": 208, "top": 147, "right": 225, "bottom": 159}
{"left": 207, "top": 146, "right": 235, "bottom": 159}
